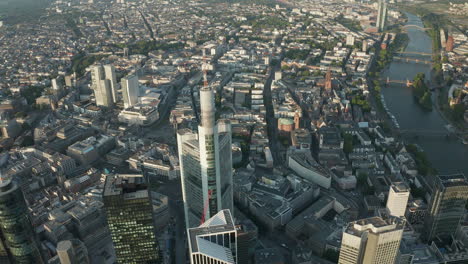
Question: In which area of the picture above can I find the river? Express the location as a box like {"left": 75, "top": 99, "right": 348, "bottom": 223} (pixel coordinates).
{"left": 381, "top": 12, "right": 468, "bottom": 175}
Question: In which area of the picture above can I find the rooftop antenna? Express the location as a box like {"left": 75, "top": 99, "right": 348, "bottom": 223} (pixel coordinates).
{"left": 202, "top": 56, "right": 209, "bottom": 88}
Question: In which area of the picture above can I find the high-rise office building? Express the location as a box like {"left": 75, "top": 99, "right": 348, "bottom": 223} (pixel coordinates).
{"left": 177, "top": 86, "right": 233, "bottom": 228}
{"left": 0, "top": 179, "right": 42, "bottom": 263}
{"left": 188, "top": 209, "right": 237, "bottom": 264}
{"left": 103, "top": 174, "right": 161, "bottom": 264}
{"left": 91, "top": 65, "right": 116, "bottom": 107}
{"left": 235, "top": 222, "right": 258, "bottom": 264}
{"left": 338, "top": 216, "right": 405, "bottom": 264}
{"left": 386, "top": 182, "right": 410, "bottom": 218}
{"left": 103, "top": 64, "right": 118, "bottom": 103}
{"left": 56, "top": 239, "right": 89, "bottom": 264}
{"left": 376, "top": 0, "right": 387, "bottom": 32}
{"left": 121, "top": 74, "right": 139, "bottom": 108}
{"left": 424, "top": 174, "right": 468, "bottom": 242}
{"left": 0, "top": 232, "right": 10, "bottom": 264}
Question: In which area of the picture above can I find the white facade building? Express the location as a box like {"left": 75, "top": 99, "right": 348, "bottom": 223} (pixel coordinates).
{"left": 386, "top": 182, "right": 410, "bottom": 218}
{"left": 118, "top": 105, "right": 159, "bottom": 126}
{"left": 338, "top": 216, "right": 405, "bottom": 264}
{"left": 121, "top": 74, "right": 140, "bottom": 108}
{"left": 188, "top": 210, "right": 237, "bottom": 264}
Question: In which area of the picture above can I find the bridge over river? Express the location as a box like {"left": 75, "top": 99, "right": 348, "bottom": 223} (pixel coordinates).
{"left": 399, "top": 129, "right": 457, "bottom": 139}
{"left": 392, "top": 56, "right": 432, "bottom": 64}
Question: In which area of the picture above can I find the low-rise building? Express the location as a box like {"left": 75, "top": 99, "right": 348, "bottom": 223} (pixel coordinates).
{"left": 118, "top": 105, "right": 159, "bottom": 126}
{"left": 67, "top": 135, "right": 115, "bottom": 165}
{"left": 287, "top": 149, "right": 332, "bottom": 189}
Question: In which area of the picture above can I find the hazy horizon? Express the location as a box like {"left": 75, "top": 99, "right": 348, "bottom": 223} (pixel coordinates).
{"left": 0, "top": 0, "right": 50, "bottom": 23}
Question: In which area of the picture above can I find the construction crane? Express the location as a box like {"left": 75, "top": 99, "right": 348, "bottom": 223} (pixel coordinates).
{"left": 200, "top": 189, "right": 212, "bottom": 225}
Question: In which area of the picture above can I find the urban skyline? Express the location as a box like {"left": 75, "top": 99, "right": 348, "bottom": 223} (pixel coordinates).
{"left": 0, "top": 0, "right": 467, "bottom": 263}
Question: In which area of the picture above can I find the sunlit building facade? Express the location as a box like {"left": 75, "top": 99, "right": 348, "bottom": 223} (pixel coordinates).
{"left": 177, "top": 86, "right": 233, "bottom": 228}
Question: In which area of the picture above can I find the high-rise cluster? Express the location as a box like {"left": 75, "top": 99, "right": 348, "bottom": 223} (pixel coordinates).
{"left": 91, "top": 65, "right": 118, "bottom": 107}
{"left": 376, "top": 0, "right": 388, "bottom": 32}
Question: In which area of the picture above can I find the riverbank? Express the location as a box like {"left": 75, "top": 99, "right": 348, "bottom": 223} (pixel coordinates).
{"left": 412, "top": 10, "right": 468, "bottom": 142}
{"left": 379, "top": 12, "right": 468, "bottom": 174}
{"left": 367, "top": 32, "right": 409, "bottom": 131}
{"left": 365, "top": 13, "right": 441, "bottom": 176}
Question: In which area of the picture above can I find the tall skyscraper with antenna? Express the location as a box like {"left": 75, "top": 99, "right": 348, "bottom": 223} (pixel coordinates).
{"left": 177, "top": 85, "right": 233, "bottom": 228}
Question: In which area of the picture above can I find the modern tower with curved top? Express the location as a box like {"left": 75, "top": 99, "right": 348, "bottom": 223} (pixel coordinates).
{"left": 0, "top": 179, "right": 43, "bottom": 264}
{"left": 177, "top": 86, "right": 234, "bottom": 228}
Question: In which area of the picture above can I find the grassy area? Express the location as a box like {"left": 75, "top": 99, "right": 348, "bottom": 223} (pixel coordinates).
{"left": 335, "top": 14, "right": 362, "bottom": 32}
{"left": 367, "top": 33, "right": 409, "bottom": 114}
{"left": 284, "top": 49, "right": 310, "bottom": 60}
{"left": 250, "top": 15, "right": 289, "bottom": 30}
{"left": 411, "top": 73, "right": 433, "bottom": 111}
{"left": 406, "top": 144, "right": 437, "bottom": 176}
{"left": 69, "top": 53, "right": 108, "bottom": 77}
{"left": 438, "top": 85, "right": 467, "bottom": 130}
{"left": 65, "top": 17, "right": 83, "bottom": 38}
{"left": 115, "top": 40, "right": 185, "bottom": 56}
{"left": 20, "top": 85, "right": 46, "bottom": 105}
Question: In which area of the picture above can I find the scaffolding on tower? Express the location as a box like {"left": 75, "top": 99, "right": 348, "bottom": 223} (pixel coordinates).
{"left": 200, "top": 189, "right": 212, "bottom": 225}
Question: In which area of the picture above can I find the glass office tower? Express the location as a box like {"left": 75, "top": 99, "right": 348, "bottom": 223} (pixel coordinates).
{"left": 103, "top": 174, "right": 161, "bottom": 264}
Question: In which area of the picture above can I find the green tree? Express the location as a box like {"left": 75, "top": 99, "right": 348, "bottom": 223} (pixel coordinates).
{"left": 451, "top": 104, "right": 466, "bottom": 121}
{"left": 357, "top": 173, "right": 368, "bottom": 185}
{"left": 323, "top": 249, "right": 340, "bottom": 263}
{"left": 21, "top": 122, "right": 31, "bottom": 131}
{"left": 419, "top": 92, "right": 433, "bottom": 111}
{"left": 15, "top": 112, "right": 27, "bottom": 118}
{"left": 21, "top": 136, "right": 34, "bottom": 147}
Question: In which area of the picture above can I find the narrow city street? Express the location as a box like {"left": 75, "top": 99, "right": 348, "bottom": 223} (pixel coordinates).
{"left": 156, "top": 181, "right": 186, "bottom": 264}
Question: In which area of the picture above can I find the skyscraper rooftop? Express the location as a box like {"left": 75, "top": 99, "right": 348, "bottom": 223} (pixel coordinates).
{"left": 188, "top": 210, "right": 237, "bottom": 264}
{"left": 437, "top": 173, "right": 468, "bottom": 188}
{"left": 346, "top": 215, "right": 405, "bottom": 236}
{"left": 391, "top": 182, "right": 410, "bottom": 193}
{"left": 103, "top": 174, "right": 148, "bottom": 197}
